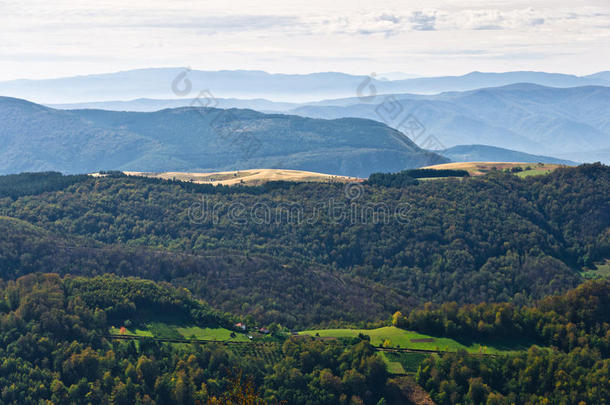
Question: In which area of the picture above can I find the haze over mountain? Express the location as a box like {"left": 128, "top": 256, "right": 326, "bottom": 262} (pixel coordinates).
{"left": 290, "top": 83, "right": 610, "bottom": 163}
{"left": 438, "top": 145, "right": 576, "bottom": 165}
{"left": 51, "top": 97, "right": 299, "bottom": 113}
{"left": 1, "top": 68, "right": 609, "bottom": 104}
{"left": 0, "top": 96, "right": 447, "bottom": 177}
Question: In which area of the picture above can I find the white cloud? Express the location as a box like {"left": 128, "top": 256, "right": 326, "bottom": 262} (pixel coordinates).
{"left": 410, "top": 11, "right": 437, "bottom": 31}
{"left": 0, "top": 0, "right": 608, "bottom": 79}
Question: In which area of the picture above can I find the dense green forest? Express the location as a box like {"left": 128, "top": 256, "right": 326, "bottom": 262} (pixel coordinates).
{"left": 0, "top": 172, "right": 88, "bottom": 199}
{"left": 0, "top": 274, "right": 399, "bottom": 404}
{"left": 0, "top": 166, "right": 608, "bottom": 403}
{"left": 0, "top": 216, "right": 412, "bottom": 327}
{"left": 397, "top": 280, "right": 609, "bottom": 355}
{"left": 0, "top": 274, "right": 607, "bottom": 404}
{"left": 416, "top": 346, "right": 609, "bottom": 405}
{"left": 367, "top": 169, "right": 470, "bottom": 187}
{"left": 411, "top": 281, "right": 610, "bottom": 404}
{"left": 0, "top": 165, "right": 608, "bottom": 326}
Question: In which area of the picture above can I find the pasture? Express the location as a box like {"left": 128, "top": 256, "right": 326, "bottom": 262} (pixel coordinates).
{"left": 299, "top": 326, "right": 530, "bottom": 354}
{"left": 582, "top": 259, "right": 610, "bottom": 279}
{"left": 110, "top": 323, "right": 249, "bottom": 342}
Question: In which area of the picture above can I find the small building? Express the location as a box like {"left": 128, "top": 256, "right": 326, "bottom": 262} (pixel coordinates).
{"left": 235, "top": 322, "right": 246, "bottom": 331}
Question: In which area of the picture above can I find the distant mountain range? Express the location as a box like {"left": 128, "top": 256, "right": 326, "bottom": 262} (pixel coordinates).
{"left": 289, "top": 84, "right": 610, "bottom": 163}
{"left": 0, "top": 97, "right": 447, "bottom": 177}
{"left": 438, "top": 145, "right": 576, "bottom": 165}
{"left": 1, "top": 68, "right": 608, "bottom": 104}
{"left": 3, "top": 69, "right": 608, "bottom": 170}
{"left": 45, "top": 81, "right": 610, "bottom": 164}
{"left": 51, "top": 97, "right": 299, "bottom": 113}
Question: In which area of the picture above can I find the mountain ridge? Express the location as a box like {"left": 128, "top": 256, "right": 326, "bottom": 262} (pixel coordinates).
{"left": 43, "top": 83, "right": 610, "bottom": 164}
{"left": 0, "top": 96, "right": 447, "bottom": 177}
{"left": 439, "top": 145, "right": 577, "bottom": 165}
{"left": 1, "top": 68, "right": 608, "bottom": 104}
{"left": 289, "top": 84, "right": 610, "bottom": 162}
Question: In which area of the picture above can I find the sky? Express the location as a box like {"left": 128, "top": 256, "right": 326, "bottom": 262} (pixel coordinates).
{"left": 1, "top": 0, "right": 609, "bottom": 80}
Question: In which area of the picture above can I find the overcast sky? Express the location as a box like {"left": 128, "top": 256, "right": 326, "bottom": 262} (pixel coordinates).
{"left": 1, "top": 0, "right": 609, "bottom": 80}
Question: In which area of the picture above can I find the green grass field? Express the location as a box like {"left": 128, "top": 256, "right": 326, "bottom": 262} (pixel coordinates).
{"left": 299, "top": 326, "right": 529, "bottom": 354}
{"left": 381, "top": 351, "right": 429, "bottom": 374}
{"left": 148, "top": 322, "right": 182, "bottom": 339}
{"left": 516, "top": 168, "right": 552, "bottom": 177}
{"left": 581, "top": 260, "right": 610, "bottom": 279}
{"left": 110, "top": 323, "right": 248, "bottom": 342}
{"left": 378, "top": 352, "right": 407, "bottom": 374}
{"left": 109, "top": 326, "right": 153, "bottom": 337}
{"left": 176, "top": 326, "right": 250, "bottom": 342}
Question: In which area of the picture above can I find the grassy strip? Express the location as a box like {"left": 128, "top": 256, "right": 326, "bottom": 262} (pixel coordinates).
{"left": 299, "top": 326, "right": 529, "bottom": 354}
{"left": 383, "top": 352, "right": 429, "bottom": 374}
{"left": 110, "top": 324, "right": 249, "bottom": 342}
{"left": 176, "top": 326, "right": 250, "bottom": 342}
{"left": 378, "top": 352, "right": 407, "bottom": 374}
{"left": 516, "top": 168, "right": 553, "bottom": 177}
{"left": 581, "top": 260, "right": 610, "bottom": 280}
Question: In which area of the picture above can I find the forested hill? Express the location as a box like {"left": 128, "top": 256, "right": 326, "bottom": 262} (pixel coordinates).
{"left": 0, "top": 164, "right": 608, "bottom": 327}
{"left": 0, "top": 96, "right": 447, "bottom": 177}
{"left": 412, "top": 280, "right": 610, "bottom": 405}
{"left": 0, "top": 274, "right": 607, "bottom": 404}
